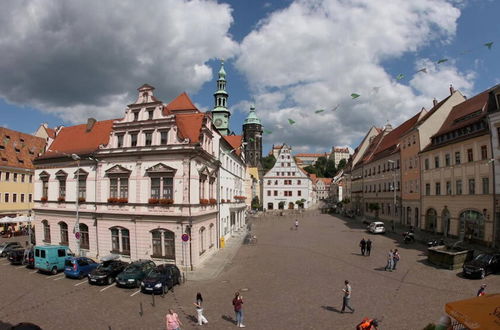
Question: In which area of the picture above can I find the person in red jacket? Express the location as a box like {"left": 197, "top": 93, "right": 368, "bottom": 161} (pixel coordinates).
{"left": 232, "top": 292, "right": 245, "bottom": 328}
{"left": 356, "top": 318, "right": 379, "bottom": 330}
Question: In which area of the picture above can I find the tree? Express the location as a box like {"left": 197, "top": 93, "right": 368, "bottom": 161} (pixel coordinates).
{"left": 324, "top": 159, "right": 337, "bottom": 177}
{"left": 251, "top": 196, "right": 260, "bottom": 210}
{"left": 303, "top": 165, "right": 317, "bottom": 175}
{"left": 337, "top": 158, "right": 347, "bottom": 171}
{"left": 262, "top": 155, "right": 276, "bottom": 173}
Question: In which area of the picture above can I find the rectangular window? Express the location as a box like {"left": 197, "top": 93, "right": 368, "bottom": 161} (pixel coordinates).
{"left": 133, "top": 111, "right": 139, "bottom": 121}
{"left": 298, "top": 191, "right": 302, "bottom": 196}
{"left": 5, "top": 172, "right": 9, "bottom": 181}
{"left": 21, "top": 174, "right": 25, "bottom": 182}
{"left": 481, "top": 145, "right": 488, "bottom": 160}
{"left": 274, "top": 191, "right": 278, "bottom": 196}
{"left": 21, "top": 194, "right": 25, "bottom": 203}
{"left": 424, "top": 159, "right": 429, "bottom": 170}
{"left": 162, "top": 177, "right": 173, "bottom": 199}
{"left": 435, "top": 182, "right": 441, "bottom": 195}
{"left": 29, "top": 194, "right": 32, "bottom": 203}
{"left": 42, "top": 180, "right": 48, "bottom": 199}
{"left": 469, "top": 179, "right": 475, "bottom": 195}
{"left": 445, "top": 154, "right": 451, "bottom": 166}
{"left": 13, "top": 193, "right": 17, "bottom": 203}
{"left": 117, "top": 135, "right": 124, "bottom": 148}
{"left": 78, "top": 177, "right": 86, "bottom": 199}
{"left": 145, "top": 132, "right": 153, "bottom": 146}
{"left": 455, "top": 152, "right": 461, "bottom": 165}
{"left": 482, "top": 177, "right": 489, "bottom": 194}
{"left": 130, "top": 133, "right": 138, "bottom": 147}
{"left": 148, "top": 109, "right": 154, "bottom": 120}
{"left": 13, "top": 173, "right": 17, "bottom": 182}
{"left": 160, "top": 131, "right": 168, "bottom": 145}
{"left": 467, "top": 148, "right": 473, "bottom": 162}
{"left": 151, "top": 178, "right": 161, "bottom": 199}
{"left": 434, "top": 156, "right": 440, "bottom": 169}
{"left": 267, "top": 190, "right": 271, "bottom": 196}
{"left": 446, "top": 181, "right": 452, "bottom": 195}
{"left": 29, "top": 175, "right": 32, "bottom": 183}
{"left": 456, "top": 180, "right": 462, "bottom": 195}
{"left": 110, "top": 178, "right": 118, "bottom": 198}
{"left": 425, "top": 184, "right": 430, "bottom": 196}
{"left": 119, "top": 178, "right": 128, "bottom": 198}
{"left": 59, "top": 179, "right": 66, "bottom": 198}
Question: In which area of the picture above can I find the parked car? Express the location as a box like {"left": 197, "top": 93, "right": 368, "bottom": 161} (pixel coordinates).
{"left": 462, "top": 253, "right": 500, "bottom": 279}
{"left": 368, "top": 221, "right": 386, "bottom": 234}
{"left": 88, "top": 258, "right": 129, "bottom": 285}
{"left": 0, "top": 241, "right": 22, "bottom": 257}
{"left": 64, "top": 257, "right": 99, "bottom": 279}
{"left": 116, "top": 260, "right": 156, "bottom": 288}
{"left": 141, "top": 264, "right": 181, "bottom": 294}
{"left": 34, "top": 245, "right": 73, "bottom": 274}
{"left": 24, "top": 247, "right": 35, "bottom": 268}
{"left": 8, "top": 248, "right": 26, "bottom": 265}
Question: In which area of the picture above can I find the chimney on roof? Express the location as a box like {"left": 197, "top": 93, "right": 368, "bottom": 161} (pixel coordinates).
{"left": 86, "top": 118, "right": 97, "bottom": 132}
{"left": 449, "top": 84, "right": 455, "bottom": 95}
{"left": 433, "top": 98, "right": 438, "bottom": 106}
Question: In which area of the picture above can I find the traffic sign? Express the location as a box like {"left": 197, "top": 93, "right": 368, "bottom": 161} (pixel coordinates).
{"left": 75, "top": 232, "right": 81, "bottom": 240}
{"left": 181, "top": 233, "right": 189, "bottom": 242}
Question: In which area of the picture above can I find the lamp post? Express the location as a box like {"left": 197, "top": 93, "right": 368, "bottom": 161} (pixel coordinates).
{"left": 72, "top": 154, "right": 81, "bottom": 257}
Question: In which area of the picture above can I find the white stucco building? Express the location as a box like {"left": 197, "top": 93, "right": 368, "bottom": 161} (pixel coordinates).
{"left": 263, "top": 144, "right": 313, "bottom": 210}
{"left": 330, "top": 147, "right": 350, "bottom": 167}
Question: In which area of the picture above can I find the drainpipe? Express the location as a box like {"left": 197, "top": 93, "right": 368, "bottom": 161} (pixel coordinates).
{"left": 187, "top": 152, "right": 198, "bottom": 271}
{"left": 487, "top": 116, "right": 497, "bottom": 247}
{"left": 91, "top": 156, "right": 99, "bottom": 259}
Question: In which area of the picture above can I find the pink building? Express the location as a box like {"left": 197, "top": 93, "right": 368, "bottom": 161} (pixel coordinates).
{"left": 33, "top": 85, "right": 244, "bottom": 270}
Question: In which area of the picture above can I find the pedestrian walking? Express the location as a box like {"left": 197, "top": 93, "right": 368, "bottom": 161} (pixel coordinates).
{"left": 295, "top": 219, "right": 299, "bottom": 230}
{"left": 359, "top": 238, "right": 366, "bottom": 256}
{"left": 232, "top": 292, "right": 245, "bottom": 327}
{"left": 341, "top": 280, "right": 355, "bottom": 313}
{"left": 384, "top": 250, "right": 394, "bottom": 271}
{"left": 477, "top": 284, "right": 487, "bottom": 296}
{"left": 392, "top": 249, "right": 400, "bottom": 270}
{"left": 166, "top": 309, "right": 182, "bottom": 330}
{"left": 193, "top": 292, "right": 208, "bottom": 325}
{"left": 366, "top": 239, "right": 372, "bottom": 256}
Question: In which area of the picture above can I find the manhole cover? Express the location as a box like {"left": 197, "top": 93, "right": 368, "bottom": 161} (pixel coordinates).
{"left": 240, "top": 288, "right": 249, "bottom": 292}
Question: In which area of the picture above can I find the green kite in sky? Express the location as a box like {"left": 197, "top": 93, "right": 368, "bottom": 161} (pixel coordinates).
{"left": 416, "top": 68, "right": 427, "bottom": 74}
{"left": 396, "top": 73, "right": 405, "bottom": 80}
{"left": 288, "top": 119, "right": 296, "bottom": 125}
{"left": 437, "top": 58, "right": 448, "bottom": 64}
{"left": 484, "top": 42, "right": 494, "bottom": 50}
{"left": 315, "top": 109, "right": 325, "bottom": 114}
{"left": 331, "top": 105, "right": 340, "bottom": 112}
{"left": 351, "top": 93, "right": 360, "bottom": 99}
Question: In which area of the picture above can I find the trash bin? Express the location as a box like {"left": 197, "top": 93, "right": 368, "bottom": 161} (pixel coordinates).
{"left": 220, "top": 237, "right": 225, "bottom": 248}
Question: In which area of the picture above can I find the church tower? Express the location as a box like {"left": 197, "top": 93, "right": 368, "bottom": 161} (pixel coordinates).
{"left": 212, "top": 60, "right": 231, "bottom": 135}
{"left": 243, "top": 105, "right": 263, "bottom": 167}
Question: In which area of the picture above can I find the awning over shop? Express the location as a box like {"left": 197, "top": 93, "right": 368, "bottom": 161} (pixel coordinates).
{"left": 0, "top": 215, "right": 33, "bottom": 224}
{"left": 445, "top": 294, "right": 500, "bottom": 329}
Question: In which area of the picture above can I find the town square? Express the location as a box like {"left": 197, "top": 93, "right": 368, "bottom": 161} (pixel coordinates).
{"left": 1, "top": 0, "right": 500, "bottom": 329}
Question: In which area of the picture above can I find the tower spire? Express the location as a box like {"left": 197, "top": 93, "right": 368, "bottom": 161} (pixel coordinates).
{"left": 212, "top": 60, "right": 231, "bottom": 135}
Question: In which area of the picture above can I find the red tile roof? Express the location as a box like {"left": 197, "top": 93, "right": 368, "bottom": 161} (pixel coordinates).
{"left": 39, "top": 119, "right": 115, "bottom": 159}
{"left": 372, "top": 112, "right": 421, "bottom": 160}
{"left": 308, "top": 173, "right": 318, "bottom": 184}
{"left": 175, "top": 113, "right": 206, "bottom": 143}
{"left": 360, "top": 131, "right": 385, "bottom": 164}
{"left": 320, "top": 178, "right": 333, "bottom": 184}
{"left": 223, "top": 135, "right": 243, "bottom": 156}
{"left": 295, "top": 153, "right": 329, "bottom": 158}
{"left": 432, "top": 89, "right": 490, "bottom": 138}
{"left": 45, "top": 127, "right": 56, "bottom": 139}
{"left": 0, "top": 128, "right": 46, "bottom": 170}
{"left": 163, "top": 92, "right": 199, "bottom": 115}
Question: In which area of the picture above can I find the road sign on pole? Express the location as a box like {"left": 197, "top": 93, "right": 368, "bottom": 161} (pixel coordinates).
{"left": 75, "top": 232, "right": 81, "bottom": 240}
{"left": 181, "top": 233, "right": 189, "bottom": 242}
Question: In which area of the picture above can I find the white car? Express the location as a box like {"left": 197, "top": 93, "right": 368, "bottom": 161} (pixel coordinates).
{"left": 368, "top": 221, "right": 386, "bottom": 234}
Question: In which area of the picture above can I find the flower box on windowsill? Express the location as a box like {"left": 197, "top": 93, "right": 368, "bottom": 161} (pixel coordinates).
{"left": 111, "top": 249, "right": 130, "bottom": 256}
{"left": 40, "top": 197, "right": 48, "bottom": 203}
{"left": 57, "top": 197, "right": 65, "bottom": 203}
{"left": 200, "top": 199, "right": 209, "bottom": 205}
{"left": 159, "top": 198, "right": 174, "bottom": 205}
{"left": 209, "top": 198, "right": 217, "bottom": 205}
{"left": 78, "top": 197, "right": 86, "bottom": 203}
{"left": 148, "top": 198, "right": 160, "bottom": 205}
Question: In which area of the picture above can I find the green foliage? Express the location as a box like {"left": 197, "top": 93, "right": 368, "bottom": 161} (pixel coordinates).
{"left": 304, "top": 156, "right": 337, "bottom": 178}
{"left": 337, "top": 158, "right": 347, "bottom": 171}
{"left": 303, "top": 165, "right": 317, "bottom": 175}
{"left": 262, "top": 155, "right": 276, "bottom": 172}
{"left": 342, "top": 198, "right": 351, "bottom": 204}
{"left": 251, "top": 196, "right": 260, "bottom": 209}
{"left": 368, "top": 203, "right": 380, "bottom": 211}
{"left": 422, "top": 324, "right": 435, "bottom": 330}
{"left": 324, "top": 159, "right": 337, "bottom": 177}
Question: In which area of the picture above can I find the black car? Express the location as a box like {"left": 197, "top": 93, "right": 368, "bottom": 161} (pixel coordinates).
{"left": 116, "top": 260, "right": 156, "bottom": 288}
{"left": 0, "top": 241, "right": 22, "bottom": 257}
{"left": 462, "top": 253, "right": 500, "bottom": 278}
{"left": 8, "top": 248, "right": 26, "bottom": 265}
{"left": 88, "top": 259, "right": 129, "bottom": 285}
{"left": 141, "top": 264, "right": 181, "bottom": 294}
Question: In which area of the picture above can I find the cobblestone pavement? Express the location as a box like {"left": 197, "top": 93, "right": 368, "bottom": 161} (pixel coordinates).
{"left": 0, "top": 211, "right": 499, "bottom": 330}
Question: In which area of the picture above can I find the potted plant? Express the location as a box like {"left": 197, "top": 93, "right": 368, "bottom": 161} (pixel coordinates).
{"left": 78, "top": 197, "right": 86, "bottom": 203}
{"left": 221, "top": 199, "right": 226, "bottom": 203}
{"left": 40, "top": 196, "right": 48, "bottom": 203}
{"left": 200, "top": 199, "right": 209, "bottom": 205}
{"left": 107, "top": 197, "right": 118, "bottom": 204}
{"left": 57, "top": 196, "right": 65, "bottom": 203}
{"left": 148, "top": 198, "right": 160, "bottom": 205}
{"left": 209, "top": 198, "right": 217, "bottom": 205}
{"left": 118, "top": 198, "right": 128, "bottom": 204}
{"left": 159, "top": 198, "right": 174, "bottom": 205}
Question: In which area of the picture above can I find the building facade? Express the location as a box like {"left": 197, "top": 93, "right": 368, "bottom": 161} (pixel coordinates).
{"left": 330, "top": 147, "right": 350, "bottom": 167}
{"left": 487, "top": 87, "right": 500, "bottom": 247}
{"left": 263, "top": 145, "right": 313, "bottom": 210}
{"left": 33, "top": 86, "right": 246, "bottom": 270}
{"left": 295, "top": 153, "right": 329, "bottom": 169}
{"left": 0, "top": 128, "right": 46, "bottom": 222}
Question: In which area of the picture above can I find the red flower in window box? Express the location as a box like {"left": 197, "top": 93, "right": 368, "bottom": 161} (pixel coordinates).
{"left": 209, "top": 198, "right": 217, "bottom": 205}
{"left": 148, "top": 198, "right": 159, "bottom": 205}
{"left": 40, "top": 196, "right": 48, "bottom": 203}
{"left": 221, "top": 199, "right": 226, "bottom": 203}
{"left": 200, "top": 199, "right": 209, "bottom": 205}
{"left": 159, "top": 198, "right": 174, "bottom": 205}
{"left": 107, "top": 197, "right": 118, "bottom": 204}
{"left": 78, "top": 197, "right": 86, "bottom": 203}
{"left": 57, "top": 196, "right": 65, "bottom": 203}
{"left": 118, "top": 198, "right": 128, "bottom": 204}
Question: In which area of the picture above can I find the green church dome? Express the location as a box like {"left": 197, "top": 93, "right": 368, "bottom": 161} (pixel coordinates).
{"left": 244, "top": 105, "right": 261, "bottom": 125}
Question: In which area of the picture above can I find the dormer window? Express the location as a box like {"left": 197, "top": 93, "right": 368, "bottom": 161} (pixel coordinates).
{"left": 133, "top": 111, "right": 139, "bottom": 121}
{"left": 144, "top": 131, "right": 153, "bottom": 146}
{"left": 147, "top": 108, "right": 154, "bottom": 120}
{"left": 160, "top": 131, "right": 168, "bottom": 145}
{"left": 117, "top": 134, "right": 124, "bottom": 148}
{"left": 496, "top": 93, "right": 500, "bottom": 110}
{"left": 130, "top": 133, "right": 138, "bottom": 147}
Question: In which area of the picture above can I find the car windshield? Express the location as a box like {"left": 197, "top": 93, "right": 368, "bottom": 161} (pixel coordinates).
{"left": 474, "top": 254, "right": 491, "bottom": 263}
{"left": 0, "top": 243, "right": 7, "bottom": 249}
{"left": 64, "top": 259, "right": 74, "bottom": 267}
{"left": 124, "top": 265, "right": 141, "bottom": 273}
{"left": 97, "top": 262, "right": 114, "bottom": 271}
{"left": 147, "top": 270, "right": 162, "bottom": 279}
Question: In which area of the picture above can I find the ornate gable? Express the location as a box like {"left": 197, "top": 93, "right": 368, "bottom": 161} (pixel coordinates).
{"left": 105, "top": 165, "right": 131, "bottom": 176}
{"left": 145, "top": 163, "right": 177, "bottom": 175}
{"left": 55, "top": 170, "right": 68, "bottom": 177}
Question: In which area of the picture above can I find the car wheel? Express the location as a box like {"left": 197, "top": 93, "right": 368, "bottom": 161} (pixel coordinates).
{"left": 51, "top": 267, "right": 58, "bottom": 275}
{"left": 78, "top": 272, "right": 84, "bottom": 280}
{"left": 135, "top": 280, "right": 140, "bottom": 288}
{"left": 163, "top": 285, "right": 167, "bottom": 294}
{"left": 0, "top": 252, "right": 5, "bottom": 258}
{"left": 107, "top": 276, "right": 114, "bottom": 285}
{"left": 481, "top": 269, "right": 486, "bottom": 279}
{"left": 176, "top": 276, "right": 181, "bottom": 285}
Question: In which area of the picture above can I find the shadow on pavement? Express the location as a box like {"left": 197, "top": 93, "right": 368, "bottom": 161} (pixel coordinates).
{"left": 221, "top": 315, "right": 236, "bottom": 325}
{"left": 373, "top": 267, "right": 390, "bottom": 272}
{"left": 321, "top": 305, "right": 342, "bottom": 313}
{"left": 186, "top": 314, "right": 198, "bottom": 324}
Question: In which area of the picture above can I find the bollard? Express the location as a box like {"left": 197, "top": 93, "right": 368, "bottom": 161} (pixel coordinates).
{"left": 139, "top": 302, "right": 143, "bottom": 317}
{"left": 152, "top": 292, "right": 155, "bottom": 307}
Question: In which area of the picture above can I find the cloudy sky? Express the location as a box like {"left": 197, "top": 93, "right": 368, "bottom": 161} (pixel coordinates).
{"left": 1, "top": 0, "right": 499, "bottom": 154}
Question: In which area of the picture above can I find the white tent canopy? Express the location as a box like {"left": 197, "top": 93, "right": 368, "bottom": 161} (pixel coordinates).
{"left": 0, "top": 215, "right": 32, "bottom": 224}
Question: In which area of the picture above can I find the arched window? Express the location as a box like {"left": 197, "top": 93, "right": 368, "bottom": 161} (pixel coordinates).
{"left": 42, "top": 220, "right": 51, "bottom": 243}
{"left": 459, "top": 210, "right": 485, "bottom": 240}
{"left": 79, "top": 224, "right": 89, "bottom": 250}
{"left": 209, "top": 224, "right": 214, "bottom": 248}
{"left": 199, "top": 227, "right": 206, "bottom": 255}
{"left": 110, "top": 227, "right": 130, "bottom": 256}
{"left": 425, "top": 208, "right": 437, "bottom": 231}
{"left": 442, "top": 208, "right": 451, "bottom": 236}
{"left": 150, "top": 229, "right": 175, "bottom": 260}
{"left": 59, "top": 222, "right": 68, "bottom": 245}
